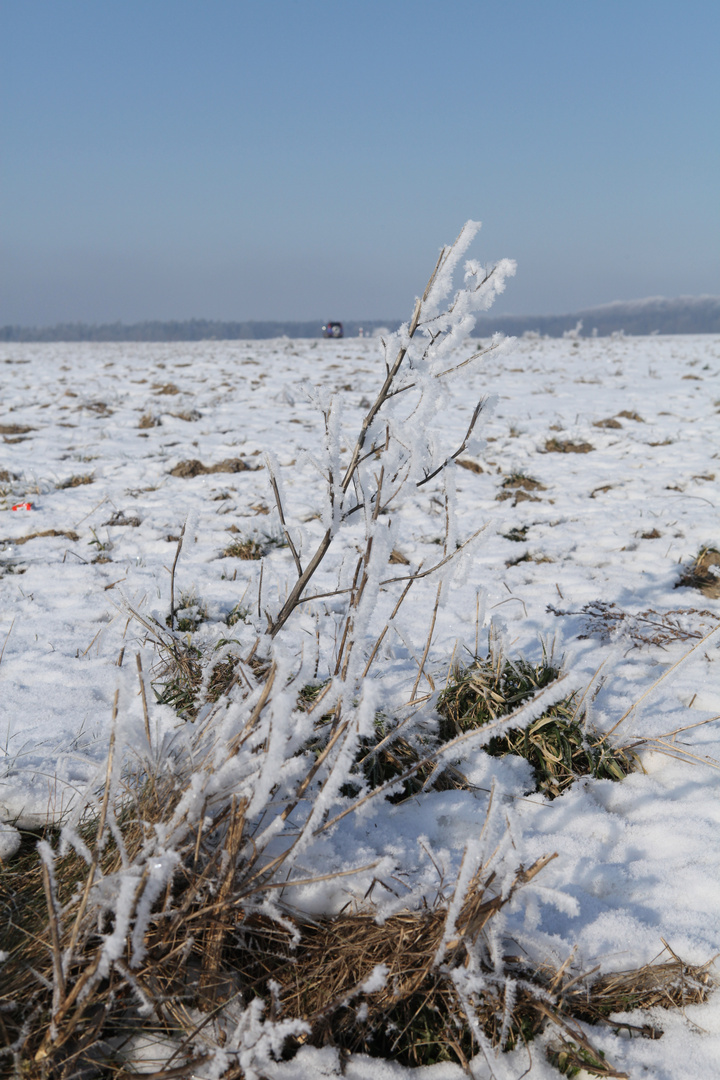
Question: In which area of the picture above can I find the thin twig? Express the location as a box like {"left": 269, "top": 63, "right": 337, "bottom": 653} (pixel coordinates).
{"left": 169, "top": 521, "right": 186, "bottom": 631}
{"left": 266, "top": 456, "right": 303, "bottom": 576}
{"left": 362, "top": 570, "right": 419, "bottom": 678}
{"left": 0, "top": 616, "right": 15, "bottom": 667}
{"left": 136, "top": 653, "right": 152, "bottom": 748}
{"left": 268, "top": 241, "right": 454, "bottom": 637}
{"left": 41, "top": 860, "right": 66, "bottom": 1009}
{"left": 410, "top": 577, "right": 442, "bottom": 701}
{"left": 417, "top": 398, "right": 486, "bottom": 487}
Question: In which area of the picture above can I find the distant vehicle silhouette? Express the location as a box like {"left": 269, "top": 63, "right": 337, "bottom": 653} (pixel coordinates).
{"left": 322, "top": 321, "right": 343, "bottom": 339}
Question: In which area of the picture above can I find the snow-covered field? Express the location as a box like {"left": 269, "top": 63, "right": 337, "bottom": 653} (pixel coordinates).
{"left": 2, "top": 331, "right": 720, "bottom": 1077}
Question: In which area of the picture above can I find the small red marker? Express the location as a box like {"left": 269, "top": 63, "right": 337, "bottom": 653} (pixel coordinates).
{"left": 11, "top": 502, "right": 33, "bottom": 511}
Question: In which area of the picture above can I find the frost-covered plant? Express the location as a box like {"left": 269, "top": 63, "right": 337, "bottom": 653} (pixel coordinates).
{"left": 9, "top": 224, "right": 569, "bottom": 1078}
{"left": 266, "top": 220, "right": 516, "bottom": 639}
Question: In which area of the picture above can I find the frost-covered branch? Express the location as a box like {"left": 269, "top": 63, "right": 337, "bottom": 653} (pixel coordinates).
{"left": 268, "top": 221, "right": 515, "bottom": 637}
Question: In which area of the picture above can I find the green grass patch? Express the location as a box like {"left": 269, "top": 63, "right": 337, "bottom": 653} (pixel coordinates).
{"left": 438, "top": 654, "right": 637, "bottom": 798}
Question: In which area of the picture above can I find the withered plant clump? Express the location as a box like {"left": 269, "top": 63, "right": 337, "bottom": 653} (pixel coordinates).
{"left": 2, "top": 528, "right": 80, "bottom": 546}
{"left": 166, "top": 590, "right": 209, "bottom": 633}
{"left": 544, "top": 438, "right": 594, "bottom": 454}
{"left": 57, "top": 473, "right": 94, "bottom": 489}
{"left": 548, "top": 599, "right": 719, "bottom": 648}
{"left": 676, "top": 546, "right": 720, "bottom": 599}
{"left": 138, "top": 411, "right": 161, "bottom": 428}
{"left": 0, "top": 422, "right": 36, "bottom": 435}
{"left": 456, "top": 457, "right": 484, "bottom": 473}
{"left": 170, "top": 409, "right": 202, "bottom": 422}
{"left": 506, "top": 550, "right": 553, "bottom": 567}
{"left": 497, "top": 472, "right": 546, "bottom": 505}
{"left": 169, "top": 457, "right": 254, "bottom": 478}
{"left": 501, "top": 472, "right": 546, "bottom": 491}
{"left": 102, "top": 510, "right": 141, "bottom": 527}
{"left": 223, "top": 537, "right": 266, "bottom": 560}
{"left": 2, "top": 799, "right": 711, "bottom": 1079}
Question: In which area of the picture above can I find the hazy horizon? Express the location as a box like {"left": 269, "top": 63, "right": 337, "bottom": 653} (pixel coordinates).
{"left": 3, "top": 291, "right": 720, "bottom": 332}
{"left": 2, "top": 1, "right": 719, "bottom": 326}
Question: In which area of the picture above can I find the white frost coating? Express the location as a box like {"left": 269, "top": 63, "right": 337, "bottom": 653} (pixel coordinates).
{"left": 433, "top": 836, "right": 486, "bottom": 966}
{"left": 0, "top": 821, "right": 21, "bottom": 860}
{"left": 423, "top": 221, "right": 482, "bottom": 319}
{"left": 208, "top": 996, "right": 309, "bottom": 1080}
{"left": 130, "top": 850, "right": 182, "bottom": 965}
{"left": 99, "top": 872, "right": 140, "bottom": 975}
{"left": 182, "top": 508, "right": 199, "bottom": 547}
{"left": 359, "top": 962, "right": 389, "bottom": 995}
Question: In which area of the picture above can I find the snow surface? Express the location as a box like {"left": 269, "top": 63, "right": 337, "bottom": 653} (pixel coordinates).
{"left": 1, "top": 333, "right": 720, "bottom": 1077}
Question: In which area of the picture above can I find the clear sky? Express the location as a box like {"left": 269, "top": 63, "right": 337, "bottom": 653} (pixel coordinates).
{"left": 2, "top": 0, "right": 718, "bottom": 325}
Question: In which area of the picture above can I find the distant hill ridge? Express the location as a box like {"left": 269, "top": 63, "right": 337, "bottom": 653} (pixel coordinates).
{"left": 2, "top": 295, "right": 719, "bottom": 342}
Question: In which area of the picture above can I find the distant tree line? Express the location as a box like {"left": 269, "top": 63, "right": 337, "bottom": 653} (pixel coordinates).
{"left": 473, "top": 295, "right": 720, "bottom": 338}
{"left": 1, "top": 297, "right": 718, "bottom": 342}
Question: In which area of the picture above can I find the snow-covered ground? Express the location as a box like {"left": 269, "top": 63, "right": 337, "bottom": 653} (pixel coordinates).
{"left": 1, "top": 333, "right": 720, "bottom": 1078}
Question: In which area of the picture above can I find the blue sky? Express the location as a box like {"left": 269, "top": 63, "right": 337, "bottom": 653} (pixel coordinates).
{"left": 1, "top": 0, "right": 718, "bottom": 325}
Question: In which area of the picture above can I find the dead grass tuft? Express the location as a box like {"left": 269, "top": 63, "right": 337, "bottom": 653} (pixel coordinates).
{"left": 3, "top": 816, "right": 706, "bottom": 1078}
{"left": 170, "top": 409, "right": 202, "bottom": 422}
{"left": 506, "top": 551, "right": 554, "bottom": 567}
{"left": 616, "top": 410, "right": 644, "bottom": 422}
{"left": 82, "top": 401, "right": 113, "bottom": 416}
{"left": 152, "top": 381, "right": 180, "bottom": 395}
{"left": 0, "top": 422, "right": 35, "bottom": 435}
{"left": 264, "top": 859, "right": 556, "bottom": 1067}
{"left": 503, "top": 525, "right": 531, "bottom": 542}
{"left": 593, "top": 418, "right": 623, "bottom": 429}
{"left": 165, "top": 590, "right": 209, "bottom": 633}
{"left": 502, "top": 472, "right": 546, "bottom": 491}
{"left": 676, "top": 546, "right": 720, "bottom": 599}
{"left": 138, "top": 412, "right": 161, "bottom": 428}
{"left": 57, "top": 474, "right": 94, "bottom": 489}
{"left": 102, "top": 510, "right": 141, "bottom": 527}
{"left": 223, "top": 532, "right": 286, "bottom": 559}
{"left": 170, "top": 457, "right": 254, "bottom": 478}
{"left": 545, "top": 438, "right": 595, "bottom": 454}
{"left": 456, "top": 458, "right": 484, "bottom": 473}
{"left": 6, "top": 528, "right": 80, "bottom": 546}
